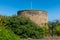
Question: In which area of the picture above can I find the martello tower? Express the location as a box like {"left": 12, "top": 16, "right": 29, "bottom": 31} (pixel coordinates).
{"left": 17, "top": 10, "right": 48, "bottom": 26}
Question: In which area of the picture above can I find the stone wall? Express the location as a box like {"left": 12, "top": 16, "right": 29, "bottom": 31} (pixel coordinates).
{"left": 17, "top": 10, "right": 48, "bottom": 26}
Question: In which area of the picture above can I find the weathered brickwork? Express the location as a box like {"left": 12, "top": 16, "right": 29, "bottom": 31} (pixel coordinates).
{"left": 17, "top": 10, "right": 48, "bottom": 26}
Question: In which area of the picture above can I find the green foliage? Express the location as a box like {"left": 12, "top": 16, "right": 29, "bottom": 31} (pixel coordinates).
{"left": 53, "top": 25, "right": 60, "bottom": 36}
{"left": 0, "top": 15, "right": 49, "bottom": 39}
{"left": 0, "top": 26, "right": 20, "bottom": 40}
{"left": 3, "top": 15, "right": 49, "bottom": 39}
{"left": 48, "top": 20, "right": 60, "bottom": 36}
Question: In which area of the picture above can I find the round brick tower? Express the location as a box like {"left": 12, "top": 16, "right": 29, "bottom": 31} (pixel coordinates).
{"left": 17, "top": 10, "right": 48, "bottom": 26}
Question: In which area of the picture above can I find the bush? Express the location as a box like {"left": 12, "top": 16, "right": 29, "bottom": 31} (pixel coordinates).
{"left": 4, "top": 15, "right": 49, "bottom": 39}
{"left": 0, "top": 26, "right": 20, "bottom": 40}
{"left": 0, "top": 15, "right": 49, "bottom": 39}
{"left": 54, "top": 25, "right": 60, "bottom": 36}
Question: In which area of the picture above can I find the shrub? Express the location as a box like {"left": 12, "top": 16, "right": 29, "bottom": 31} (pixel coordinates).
{"left": 0, "top": 26, "right": 20, "bottom": 40}
{"left": 54, "top": 25, "right": 60, "bottom": 36}
{"left": 5, "top": 15, "right": 49, "bottom": 39}
{"left": 0, "top": 15, "right": 49, "bottom": 39}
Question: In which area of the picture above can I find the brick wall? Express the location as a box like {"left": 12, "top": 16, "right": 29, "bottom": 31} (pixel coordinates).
{"left": 17, "top": 10, "right": 48, "bottom": 26}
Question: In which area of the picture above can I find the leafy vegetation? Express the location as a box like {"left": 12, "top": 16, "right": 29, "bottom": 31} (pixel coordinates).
{"left": 0, "top": 26, "right": 20, "bottom": 40}
{"left": 54, "top": 25, "right": 60, "bottom": 36}
{"left": 48, "top": 20, "right": 60, "bottom": 36}
{"left": 0, "top": 14, "right": 60, "bottom": 39}
{"left": 4, "top": 15, "right": 49, "bottom": 39}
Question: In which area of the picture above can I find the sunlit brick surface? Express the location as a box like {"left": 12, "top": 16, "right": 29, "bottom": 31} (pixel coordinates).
{"left": 17, "top": 10, "right": 48, "bottom": 26}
